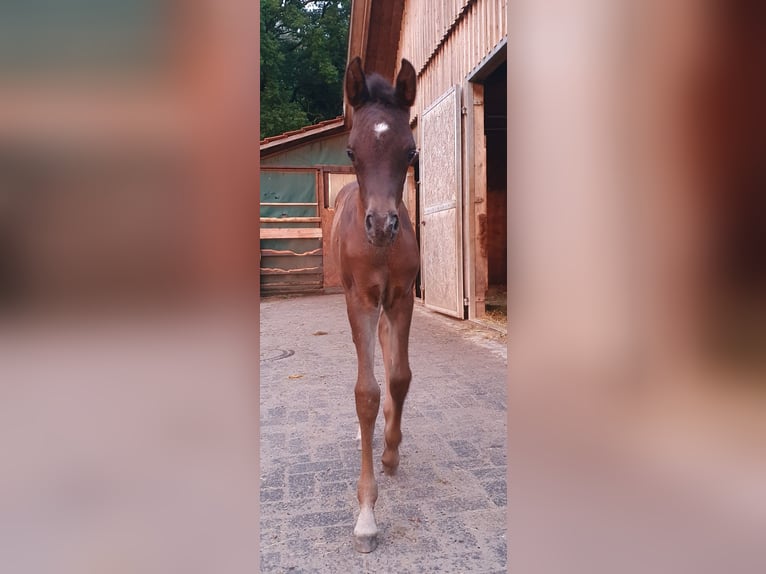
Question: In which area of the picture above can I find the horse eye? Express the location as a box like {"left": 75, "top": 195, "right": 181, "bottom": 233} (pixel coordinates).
{"left": 346, "top": 148, "right": 355, "bottom": 161}
{"left": 407, "top": 149, "right": 418, "bottom": 164}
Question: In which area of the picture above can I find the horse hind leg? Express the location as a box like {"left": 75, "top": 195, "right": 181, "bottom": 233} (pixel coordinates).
{"left": 381, "top": 293, "right": 414, "bottom": 474}
{"left": 378, "top": 308, "right": 393, "bottom": 431}
{"left": 381, "top": 360, "right": 411, "bottom": 473}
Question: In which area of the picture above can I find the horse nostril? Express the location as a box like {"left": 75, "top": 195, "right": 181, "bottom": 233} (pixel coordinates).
{"left": 365, "top": 213, "right": 373, "bottom": 232}
{"left": 390, "top": 214, "right": 399, "bottom": 233}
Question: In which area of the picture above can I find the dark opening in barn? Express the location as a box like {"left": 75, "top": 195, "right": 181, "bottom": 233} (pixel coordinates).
{"left": 483, "top": 61, "right": 508, "bottom": 321}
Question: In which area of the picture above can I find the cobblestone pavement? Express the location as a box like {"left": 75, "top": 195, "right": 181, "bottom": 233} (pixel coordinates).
{"left": 260, "top": 293, "right": 507, "bottom": 573}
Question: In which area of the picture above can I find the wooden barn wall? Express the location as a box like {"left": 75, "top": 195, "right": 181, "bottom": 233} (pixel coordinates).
{"left": 398, "top": 0, "right": 507, "bottom": 120}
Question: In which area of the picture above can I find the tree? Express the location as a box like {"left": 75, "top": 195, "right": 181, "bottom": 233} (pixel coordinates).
{"left": 260, "top": 1, "right": 351, "bottom": 139}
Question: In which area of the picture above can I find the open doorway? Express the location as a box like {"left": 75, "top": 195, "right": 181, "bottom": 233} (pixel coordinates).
{"left": 483, "top": 61, "right": 508, "bottom": 326}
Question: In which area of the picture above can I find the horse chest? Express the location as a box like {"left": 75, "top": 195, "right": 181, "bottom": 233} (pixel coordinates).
{"left": 343, "top": 267, "right": 408, "bottom": 306}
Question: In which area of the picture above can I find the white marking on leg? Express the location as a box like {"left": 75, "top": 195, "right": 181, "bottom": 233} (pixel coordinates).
{"left": 354, "top": 506, "right": 378, "bottom": 552}
{"left": 356, "top": 422, "right": 362, "bottom": 450}
{"left": 373, "top": 122, "right": 389, "bottom": 139}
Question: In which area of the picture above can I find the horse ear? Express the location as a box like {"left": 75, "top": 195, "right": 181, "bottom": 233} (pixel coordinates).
{"left": 345, "top": 57, "right": 369, "bottom": 109}
{"left": 395, "top": 59, "right": 417, "bottom": 108}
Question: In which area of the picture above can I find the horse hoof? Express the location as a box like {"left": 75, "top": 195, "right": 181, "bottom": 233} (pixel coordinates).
{"left": 381, "top": 450, "right": 399, "bottom": 473}
{"left": 382, "top": 461, "right": 398, "bottom": 475}
{"left": 354, "top": 507, "right": 378, "bottom": 552}
{"left": 354, "top": 533, "right": 378, "bottom": 553}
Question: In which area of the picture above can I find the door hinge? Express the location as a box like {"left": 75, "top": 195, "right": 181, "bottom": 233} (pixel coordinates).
{"left": 463, "top": 297, "right": 470, "bottom": 306}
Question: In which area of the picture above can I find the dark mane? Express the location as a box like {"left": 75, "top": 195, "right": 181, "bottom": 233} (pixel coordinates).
{"left": 365, "top": 73, "right": 398, "bottom": 107}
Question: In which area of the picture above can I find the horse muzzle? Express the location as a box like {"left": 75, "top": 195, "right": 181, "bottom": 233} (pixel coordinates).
{"left": 364, "top": 210, "right": 399, "bottom": 246}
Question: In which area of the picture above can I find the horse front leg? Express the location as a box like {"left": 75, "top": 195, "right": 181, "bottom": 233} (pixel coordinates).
{"left": 381, "top": 290, "right": 414, "bottom": 474}
{"left": 347, "top": 296, "right": 382, "bottom": 553}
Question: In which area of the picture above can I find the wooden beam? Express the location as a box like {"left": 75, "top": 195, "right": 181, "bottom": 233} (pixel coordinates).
{"left": 261, "top": 282, "right": 323, "bottom": 292}
{"left": 472, "top": 82, "right": 488, "bottom": 318}
{"left": 260, "top": 267, "right": 322, "bottom": 275}
{"left": 260, "top": 248, "right": 322, "bottom": 257}
{"left": 260, "top": 166, "right": 317, "bottom": 172}
{"left": 260, "top": 228, "right": 323, "bottom": 239}
{"left": 260, "top": 202, "right": 318, "bottom": 207}
{"left": 259, "top": 217, "right": 321, "bottom": 223}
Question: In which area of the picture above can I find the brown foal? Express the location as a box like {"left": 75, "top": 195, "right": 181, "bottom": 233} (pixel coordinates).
{"left": 330, "top": 57, "right": 420, "bottom": 552}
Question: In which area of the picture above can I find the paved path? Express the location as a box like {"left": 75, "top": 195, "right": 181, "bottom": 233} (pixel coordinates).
{"left": 260, "top": 293, "right": 507, "bottom": 573}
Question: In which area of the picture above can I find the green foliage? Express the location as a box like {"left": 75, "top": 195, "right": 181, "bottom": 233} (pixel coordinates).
{"left": 260, "top": 0, "right": 350, "bottom": 139}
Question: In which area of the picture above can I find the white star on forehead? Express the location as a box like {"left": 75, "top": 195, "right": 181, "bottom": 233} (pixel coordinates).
{"left": 373, "top": 122, "right": 389, "bottom": 139}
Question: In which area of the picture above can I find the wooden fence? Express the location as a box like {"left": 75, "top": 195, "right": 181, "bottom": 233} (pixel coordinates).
{"left": 259, "top": 167, "right": 324, "bottom": 294}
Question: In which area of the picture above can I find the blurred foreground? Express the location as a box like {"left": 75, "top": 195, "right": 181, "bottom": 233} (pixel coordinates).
{"left": 0, "top": 3, "right": 261, "bottom": 572}
{"left": 509, "top": 1, "right": 765, "bottom": 572}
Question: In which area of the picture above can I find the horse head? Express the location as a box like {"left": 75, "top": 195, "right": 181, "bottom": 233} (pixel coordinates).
{"left": 345, "top": 57, "right": 418, "bottom": 247}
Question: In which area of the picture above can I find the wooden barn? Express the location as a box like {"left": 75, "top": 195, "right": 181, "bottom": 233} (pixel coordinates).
{"left": 394, "top": 0, "right": 508, "bottom": 320}
{"left": 260, "top": 0, "right": 507, "bottom": 321}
